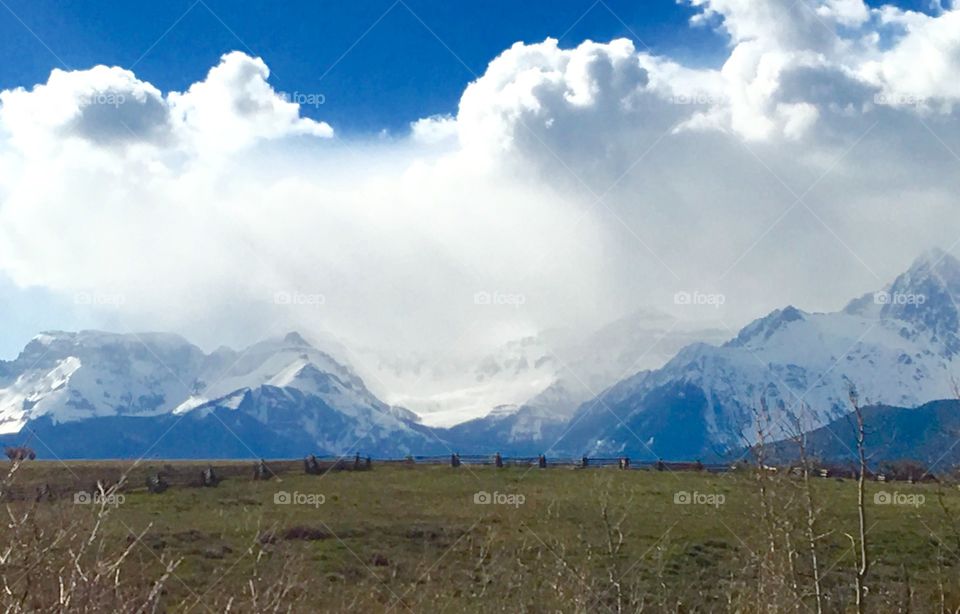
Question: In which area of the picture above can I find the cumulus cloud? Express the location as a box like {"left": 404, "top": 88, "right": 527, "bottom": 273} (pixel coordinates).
{"left": 0, "top": 51, "right": 331, "bottom": 159}
{"left": 454, "top": 38, "right": 650, "bottom": 157}
{"left": 684, "top": 0, "right": 960, "bottom": 141}
{"left": 863, "top": 8, "right": 960, "bottom": 105}
{"left": 2, "top": 1, "right": 960, "bottom": 401}
{"left": 168, "top": 51, "right": 333, "bottom": 154}
{"left": 0, "top": 65, "right": 170, "bottom": 153}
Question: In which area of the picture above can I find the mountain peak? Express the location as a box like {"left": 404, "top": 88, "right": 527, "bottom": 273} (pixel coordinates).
{"left": 15, "top": 330, "right": 198, "bottom": 364}
{"left": 730, "top": 305, "right": 806, "bottom": 347}
{"left": 874, "top": 248, "right": 960, "bottom": 352}
{"left": 842, "top": 249, "right": 960, "bottom": 319}
{"left": 908, "top": 247, "right": 960, "bottom": 278}
{"left": 890, "top": 247, "right": 960, "bottom": 301}
{"left": 283, "top": 331, "right": 311, "bottom": 347}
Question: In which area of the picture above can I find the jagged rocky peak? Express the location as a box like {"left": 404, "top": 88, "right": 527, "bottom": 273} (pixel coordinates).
{"left": 19, "top": 330, "right": 98, "bottom": 358}
{"left": 487, "top": 403, "right": 521, "bottom": 418}
{"left": 12, "top": 330, "right": 203, "bottom": 370}
{"left": 890, "top": 248, "right": 960, "bottom": 297}
{"left": 843, "top": 248, "right": 960, "bottom": 322}
{"left": 880, "top": 248, "right": 960, "bottom": 343}
{"left": 730, "top": 305, "right": 806, "bottom": 347}
{"left": 25, "top": 330, "right": 196, "bottom": 352}
{"left": 915, "top": 247, "right": 960, "bottom": 276}
{"left": 16, "top": 331, "right": 72, "bottom": 362}
{"left": 282, "top": 331, "right": 312, "bottom": 347}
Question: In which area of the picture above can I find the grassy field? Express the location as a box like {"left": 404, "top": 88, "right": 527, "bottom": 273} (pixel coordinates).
{"left": 2, "top": 460, "right": 959, "bottom": 612}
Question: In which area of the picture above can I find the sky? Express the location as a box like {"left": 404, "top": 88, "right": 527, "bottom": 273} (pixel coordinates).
{"left": 0, "top": 0, "right": 959, "bottom": 361}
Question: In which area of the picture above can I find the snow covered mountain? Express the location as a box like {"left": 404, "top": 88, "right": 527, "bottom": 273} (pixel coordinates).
{"left": 5, "top": 250, "right": 958, "bottom": 460}
{"left": 557, "top": 249, "right": 960, "bottom": 460}
{"left": 0, "top": 331, "right": 439, "bottom": 458}
{"left": 0, "top": 331, "right": 208, "bottom": 433}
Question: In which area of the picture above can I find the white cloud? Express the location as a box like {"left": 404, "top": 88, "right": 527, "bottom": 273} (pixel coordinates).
{"left": 409, "top": 114, "right": 457, "bottom": 145}
{"left": 0, "top": 51, "right": 331, "bottom": 161}
{"left": 818, "top": 0, "right": 871, "bottom": 26}
{"left": 862, "top": 8, "right": 960, "bottom": 105}
{"left": 0, "top": 65, "right": 169, "bottom": 154}
{"left": 678, "top": 1, "right": 960, "bottom": 141}
{"left": 168, "top": 51, "right": 333, "bottom": 154}
{"left": 453, "top": 38, "right": 652, "bottom": 161}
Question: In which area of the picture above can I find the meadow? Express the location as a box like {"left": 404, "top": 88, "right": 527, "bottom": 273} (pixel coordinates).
{"left": 1, "top": 459, "right": 959, "bottom": 612}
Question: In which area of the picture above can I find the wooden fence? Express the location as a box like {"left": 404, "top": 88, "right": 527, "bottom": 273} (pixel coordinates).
{"left": 2, "top": 454, "right": 921, "bottom": 502}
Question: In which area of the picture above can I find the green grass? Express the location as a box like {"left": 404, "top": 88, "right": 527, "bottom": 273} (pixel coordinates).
{"left": 4, "top": 461, "right": 960, "bottom": 612}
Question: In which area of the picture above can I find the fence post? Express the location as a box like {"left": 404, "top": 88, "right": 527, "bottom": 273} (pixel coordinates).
{"left": 146, "top": 473, "right": 168, "bottom": 493}
{"left": 200, "top": 465, "right": 219, "bottom": 487}
{"left": 254, "top": 459, "right": 273, "bottom": 480}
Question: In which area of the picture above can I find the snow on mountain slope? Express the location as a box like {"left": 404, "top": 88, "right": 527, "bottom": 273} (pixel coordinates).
{"left": 561, "top": 250, "right": 960, "bottom": 459}
{"left": 183, "top": 332, "right": 397, "bottom": 423}
{"left": 0, "top": 355, "right": 82, "bottom": 433}
{"left": 0, "top": 330, "right": 428, "bottom": 457}
{"left": 0, "top": 331, "right": 206, "bottom": 433}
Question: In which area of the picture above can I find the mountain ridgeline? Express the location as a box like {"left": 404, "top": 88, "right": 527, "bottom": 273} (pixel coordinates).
{"left": 2, "top": 250, "right": 960, "bottom": 463}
